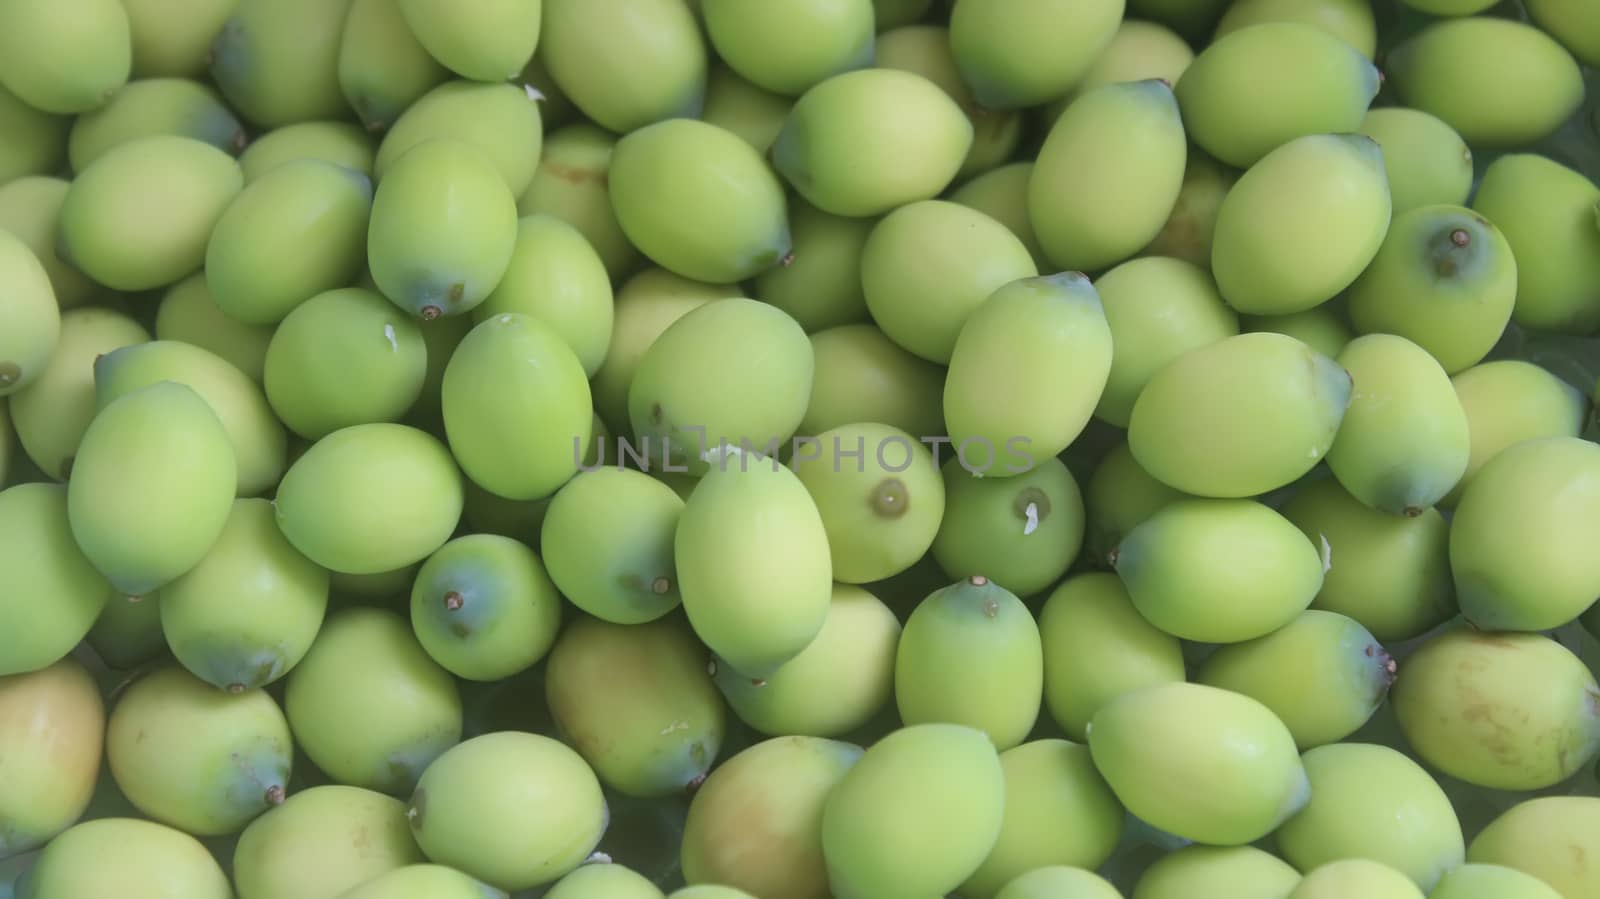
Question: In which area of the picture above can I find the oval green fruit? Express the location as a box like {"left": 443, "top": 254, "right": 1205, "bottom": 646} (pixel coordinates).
{"left": 334, "top": 865, "right": 508, "bottom": 899}
{"left": 931, "top": 456, "right": 1085, "bottom": 598}
{"left": 473, "top": 214, "right": 614, "bottom": 377}
{"left": 546, "top": 863, "right": 665, "bottom": 899}
{"left": 155, "top": 275, "right": 273, "bottom": 383}
{"left": 410, "top": 534, "right": 562, "bottom": 681}
{"left": 539, "top": 0, "right": 706, "bottom": 134}
{"left": 397, "top": 0, "right": 540, "bottom": 83}
{"left": 239, "top": 120, "right": 376, "bottom": 183}
{"left": 0, "top": 658, "right": 104, "bottom": 858}
{"left": 122, "top": 0, "right": 234, "bottom": 77}
{"left": 699, "top": 63, "right": 794, "bottom": 154}
{"left": 1132, "top": 845, "right": 1303, "bottom": 899}
{"left": 948, "top": 162, "right": 1048, "bottom": 270}
{"left": 0, "top": 232, "right": 58, "bottom": 398}
{"left": 518, "top": 123, "right": 642, "bottom": 281}
{"left": 994, "top": 867, "right": 1123, "bottom": 899}
{"left": 67, "top": 77, "right": 243, "bottom": 173}
{"left": 1526, "top": 0, "right": 1600, "bottom": 67}
{"left": 948, "top": 0, "right": 1125, "bottom": 110}
{"left": 1430, "top": 864, "right": 1565, "bottom": 899}
{"left": 800, "top": 324, "right": 945, "bottom": 440}
{"left": 1471, "top": 153, "right": 1600, "bottom": 335}
{"left": 1448, "top": 360, "right": 1588, "bottom": 505}
{"left": 336, "top": 0, "right": 450, "bottom": 132}
{"left": 208, "top": 0, "right": 351, "bottom": 128}
{"left": 1214, "top": 0, "right": 1375, "bottom": 58}
{"left": 0, "top": 176, "right": 96, "bottom": 309}
{"left": 377, "top": 80, "right": 542, "bottom": 196}
{"left": 0, "top": 0, "right": 131, "bottom": 114}
{"left": 1088, "top": 682, "right": 1310, "bottom": 846}
{"left": 1284, "top": 860, "right": 1423, "bottom": 899}
{"left": 1240, "top": 306, "right": 1353, "bottom": 360}
{"left": 0, "top": 486, "right": 109, "bottom": 676}
{"left": 1357, "top": 107, "right": 1473, "bottom": 216}
{"left": 1140, "top": 149, "right": 1236, "bottom": 268}
{"left": 1083, "top": 442, "right": 1190, "bottom": 566}
{"left": 702, "top": 0, "right": 874, "bottom": 96}
{"left": 86, "top": 593, "right": 167, "bottom": 670}
{"left": 541, "top": 468, "right": 685, "bottom": 624}
{"left": 754, "top": 199, "right": 872, "bottom": 333}
{"left": 1468, "top": 797, "right": 1600, "bottom": 899}
{"left": 18, "top": 818, "right": 230, "bottom": 899}
{"left": 233, "top": 785, "right": 426, "bottom": 899}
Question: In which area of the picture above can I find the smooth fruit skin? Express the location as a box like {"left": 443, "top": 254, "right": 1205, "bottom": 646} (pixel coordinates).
{"left": 544, "top": 615, "right": 725, "bottom": 798}
{"left": 1211, "top": 133, "right": 1390, "bottom": 316}
{"left": 1283, "top": 860, "right": 1423, "bottom": 899}
{"left": 274, "top": 423, "right": 464, "bottom": 575}
{"left": 1448, "top": 361, "right": 1587, "bottom": 505}
{"left": 1448, "top": 437, "right": 1600, "bottom": 631}
{"left": 472, "top": 214, "right": 614, "bottom": 377}
{"left": 1083, "top": 442, "right": 1190, "bottom": 565}
{"left": 158, "top": 497, "right": 329, "bottom": 692}
{"left": 821, "top": 723, "right": 1006, "bottom": 899}
{"left": 1214, "top": 0, "right": 1376, "bottom": 58}
{"left": 702, "top": 0, "right": 874, "bottom": 96}
{"left": 1526, "top": 0, "right": 1600, "bottom": 66}
{"left": 1176, "top": 23, "right": 1378, "bottom": 169}
{"left": 700, "top": 64, "right": 794, "bottom": 154}
{"left": 87, "top": 593, "right": 167, "bottom": 670}
{"left": 334, "top": 864, "right": 508, "bottom": 899}
{"left": 377, "top": 80, "right": 542, "bottom": 196}
{"left": 234, "top": 785, "right": 426, "bottom": 899}
{"left": 1391, "top": 629, "right": 1600, "bottom": 791}
{"left": 1346, "top": 205, "right": 1517, "bottom": 374}
{"left": 754, "top": 199, "right": 873, "bottom": 334}
{"left": 1198, "top": 610, "right": 1393, "bottom": 750}
{"left": 105, "top": 665, "right": 292, "bottom": 836}
{"left": 1131, "top": 845, "right": 1303, "bottom": 899}
{"left": 407, "top": 732, "right": 608, "bottom": 892}
{"left": 1468, "top": 797, "right": 1600, "bottom": 899}
{"left": 122, "top": 0, "right": 233, "bottom": 77}
{"left": 772, "top": 68, "right": 973, "bottom": 218}
{"left": 715, "top": 584, "right": 900, "bottom": 739}
{"left": 0, "top": 234, "right": 58, "bottom": 399}
{"left": 518, "top": 124, "right": 641, "bottom": 281}
{"left": 0, "top": 176, "right": 96, "bottom": 309}
{"left": 1029, "top": 80, "right": 1186, "bottom": 272}
{"left": 1092, "top": 257, "right": 1238, "bottom": 428}
{"left": 57, "top": 135, "right": 244, "bottom": 292}
{"left": 540, "top": 0, "right": 705, "bottom": 134}
{"left": 1387, "top": 18, "right": 1584, "bottom": 149}
{"left": 1140, "top": 149, "right": 1235, "bottom": 268}
{"left": 674, "top": 455, "right": 833, "bottom": 679}
{"left": 0, "top": 84, "right": 68, "bottom": 184}
{"left": 949, "top": 162, "right": 1049, "bottom": 270}
{"left": 208, "top": 0, "right": 352, "bottom": 128}
{"left": 931, "top": 456, "right": 1085, "bottom": 598}
{"left": 610, "top": 118, "right": 792, "bottom": 285}
{"left": 0, "top": 0, "right": 130, "bottom": 114}
{"left": 442, "top": 313, "right": 592, "bottom": 501}
{"left": 994, "top": 867, "right": 1123, "bottom": 899}
{"left": 397, "top": 0, "right": 540, "bottom": 83}
{"left": 949, "top": 0, "right": 1125, "bottom": 110}
{"left": 67, "top": 381, "right": 237, "bottom": 597}
{"left": 17, "top": 818, "right": 231, "bottom": 899}
{"left": 1240, "top": 307, "right": 1353, "bottom": 359}
{"left": 285, "top": 607, "right": 462, "bottom": 796}
{"left": 337, "top": 0, "right": 450, "bottom": 131}
{"left": 541, "top": 469, "right": 685, "bottom": 625}
{"left": 1275, "top": 743, "right": 1463, "bottom": 890}
{"left": 1127, "top": 331, "right": 1352, "bottom": 497}
{"left": 66, "top": 78, "right": 243, "bottom": 173}
{"left": 681, "top": 736, "right": 863, "bottom": 899}
{"left": 800, "top": 324, "right": 945, "bottom": 440}
{"left": 546, "top": 863, "right": 665, "bottom": 899}
{"left": 1470, "top": 154, "right": 1600, "bottom": 335}
{"left": 410, "top": 534, "right": 562, "bottom": 681}
{"left": 239, "top": 121, "right": 377, "bottom": 183}
{"left": 0, "top": 658, "right": 104, "bottom": 858}
{"left": 1357, "top": 108, "right": 1473, "bottom": 216}
{"left": 1430, "top": 864, "right": 1565, "bottom": 899}
{"left": 1088, "top": 682, "right": 1310, "bottom": 846}
{"left": 960, "top": 740, "right": 1124, "bottom": 899}
{"left": 0, "top": 484, "right": 111, "bottom": 676}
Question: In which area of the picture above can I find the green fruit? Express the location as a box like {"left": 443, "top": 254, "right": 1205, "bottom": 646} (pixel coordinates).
{"left": 1392, "top": 629, "right": 1600, "bottom": 791}
{"left": 396, "top": 0, "right": 540, "bottom": 83}
{"left": 1471, "top": 153, "right": 1600, "bottom": 335}
{"left": 872, "top": 0, "right": 933, "bottom": 28}
{"left": 17, "top": 818, "right": 230, "bottom": 899}
{"left": 264, "top": 287, "right": 428, "bottom": 441}
{"left": 1357, "top": 108, "right": 1473, "bottom": 216}
{"left": 0, "top": 233, "right": 57, "bottom": 399}
{"left": 668, "top": 889, "right": 757, "bottom": 899}
{"left": 105, "top": 665, "right": 292, "bottom": 835}
{"left": 0, "top": 401, "right": 9, "bottom": 486}
{"left": 67, "top": 78, "right": 243, "bottom": 173}
{"left": 208, "top": 0, "right": 351, "bottom": 128}
{"left": 540, "top": 0, "right": 706, "bottom": 134}
{"left": 334, "top": 865, "right": 508, "bottom": 899}
{"left": 234, "top": 785, "right": 426, "bottom": 899}
{"left": 628, "top": 298, "right": 813, "bottom": 477}
{"left": 931, "top": 456, "right": 1085, "bottom": 598}
{"left": 1346, "top": 205, "right": 1517, "bottom": 374}
{"left": 1400, "top": 0, "right": 1495, "bottom": 13}
{"left": 1132, "top": 845, "right": 1302, "bottom": 899}
{"left": 158, "top": 497, "right": 329, "bottom": 691}
{"left": 861, "top": 200, "right": 1037, "bottom": 364}
{"left": 714, "top": 584, "right": 900, "bottom": 739}
{"left": 1448, "top": 360, "right": 1588, "bottom": 505}
{"left": 87, "top": 594, "right": 168, "bottom": 669}
{"left": 772, "top": 68, "right": 973, "bottom": 218}
{"left": 948, "top": 162, "right": 1048, "bottom": 270}
{"left": 1088, "top": 682, "right": 1310, "bottom": 845}
{"left": 541, "top": 468, "right": 684, "bottom": 624}
{"left": 1038, "top": 572, "right": 1185, "bottom": 741}
{"left": 754, "top": 199, "right": 872, "bottom": 333}
{"left": 546, "top": 863, "right": 665, "bottom": 899}
{"left": 1211, "top": 133, "right": 1390, "bottom": 315}
{"left": 122, "top": 0, "right": 234, "bottom": 77}
{"left": 1127, "top": 332, "right": 1352, "bottom": 497}
{"left": 822, "top": 723, "right": 1005, "bottom": 899}
{"left": 895, "top": 576, "right": 1043, "bottom": 750}
{"left": 675, "top": 454, "right": 832, "bottom": 678}
{"left": 0, "top": 659, "right": 104, "bottom": 857}
{"left": 407, "top": 312, "right": 474, "bottom": 427}
{"left": 0, "top": 0, "right": 130, "bottom": 114}
{"left": 1526, "top": 0, "right": 1600, "bottom": 67}
{"left": 1240, "top": 306, "right": 1354, "bottom": 360}
{"left": 948, "top": 0, "right": 1125, "bottom": 109}
{"left": 472, "top": 214, "right": 613, "bottom": 377}
{"left": 1075, "top": 18, "right": 1195, "bottom": 98}
{"left": 377, "top": 80, "right": 542, "bottom": 196}
{"left": 1092, "top": 257, "right": 1238, "bottom": 428}
{"left": 792, "top": 422, "right": 944, "bottom": 584}
{"left": 700, "top": 65, "right": 794, "bottom": 154}
{"left": 442, "top": 313, "right": 592, "bottom": 501}
{"left": 1140, "top": 149, "right": 1236, "bottom": 268}
{"left": 67, "top": 381, "right": 236, "bottom": 596}
{"left": 994, "top": 867, "right": 1123, "bottom": 899}
{"left": 239, "top": 121, "right": 377, "bottom": 183}
{"left": 1083, "top": 442, "right": 1189, "bottom": 566}
{"left": 1430, "top": 864, "right": 1565, "bottom": 899}
{"left": 410, "top": 534, "right": 562, "bottom": 681}
{"left": 0, "top": 176, "right": 96, "bottom": 309}
{"left": 946, "top": 273, "right": 1113, "bottom": 468}
{"left": 1325, "top": 334, "right": 1470, "bottom": 515}
{"left": 1215, "top": 0, "right": 1375, "bottom": 57}
{"left": 155, "top": 275, "right": 273, "bottom": 383}
{"left": 1388, "top": 18, "right": 1584, "bottom": 149}
{"left": 0, "top": 84, "right": 67, "bottom": 184}
{"left": 800, "top": 324, "right": 945, "bottom": 440}
{"left": 1179, "top": 23, "right": 1378, "bottom": 167}
{"left": 367, "top": 138, "right": 519, "bottom": 320}
{"left": 960, "top": 740, "right": 1124, "bottom": 899}
{"left": 1284, "top": 860, "right": 1423, "bottom": 899}
{"left": 702, "top": 0, "right": 874, "bottom": 96}
{"left": 330, "top": 564, "right": 422, "bottom": 603}
{"left": 274, "top": 423, "right": 464, "bottom": 575}
{"left": 1449, "top": 437, "right": 1600, "bottom": 631}
{"left": 58, "top": 134, "right": 244, "bottom": 292}
{"left": 681, "top": 736, "right": 862, "bottom": 899}
{"left": 517, "top": 124, "right": 642, "bottom": 281}
{"left": 336, "top": 0, "right": 450, "bottom": 131}
{"left": 407, "top": 731, "right": 608, "bottom": 892}
{"left": 546, "top": 615, "right": 725, "bottom": 798}
{"left": 872, "top": 25, "right": 1021, "bottom": 181}
{"left": 1468, "top": 797, "right": 1600, "bottom": 899}
{"left": 1031, "top": 79, "right": 1188, "bottom": 272}
{"left": 94, "top": 339, "right": 287, "bottom": 497}
{"left": 1275, "top": 743, "right": 1463, "bottom": 891}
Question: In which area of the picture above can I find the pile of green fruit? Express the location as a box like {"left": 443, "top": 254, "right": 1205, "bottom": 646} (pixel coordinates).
{"left": 4, "top": 0, "right": 1600, "bottom": 897}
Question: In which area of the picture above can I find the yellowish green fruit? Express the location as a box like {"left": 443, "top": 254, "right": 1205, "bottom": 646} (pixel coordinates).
{"left": 539, "top": 0, "right": 706, "bottom": 134}
{"left": 0, "top": 84, "right": 68, "bottom": 184}
{"left": 541, "top": 468, "right": 684, "bottom": 624}
{"left": 329, "top": 563, "right": 422, "bottom": 603}
{"left": 0, "top": 231, "right": 58, "bottom": 397}
{"left": 1074, "top": 19, "right": 1195, "bottom": 97}
{"left": 67, "top": 78, "right": 243, "bottom": 173}
{"left": 948, "top": 162, "right": 1049, "bottom": 270}
{"left": 1088, "top": 682, "right": 1310, "bottom": 845}
{"left": 396, "top": 0, "right": 539, "bottom": 83}
{"left": 0, "top": 0, "right": 131, "bottom": 114}
{"left": 1471, "top": 153, "right": 1600, "bottom": 335}
{"left": 1083, "top": 442, "right": 1189, "bottom": 565}
{"left": 123, "top": 0, "right": 236, "bottom": 78}
{"left": 1448, "top": 360, "right": 1587, "bottom": 505}
{"left": 0, "top": 658, "right": 104, "bottom": 857}
{"left": 700, "top": 65, "right": 793, "bottom": 154}
{"left": 0, "top": 485, "right": 113, "bottom": 676}
{"left": 208, "top": 0, "right": 352, "bottom": 128}
{"left": 334, "top": 865, "right": 507, "bottom": 899}
{"left": 948, "top": 0, "right": 1126, "bottom": 110}
{"left": 871, "top": 25, "right": 1022, "bottom": 181}
{"left": 409, "top": 534, "right": 562, "bottom": 681}
{"left": 1140, "top": 149, "right": 1236, "bottom": 268}
{"left": 155, "top": 276, "right": 271, "bottom": 382}
{"left": 239, "top": 121, "right": 377, "bottom": 183}
{"left": 406, "top": 312, "right": 473, "bottom": 428}
{"left": 1468, "top": 797, "right": 1600, "bottom": 899}
{"left": 995, "top": 867, "right": 1124, "bottom": 899}
{"left": 754, "top": 199, "right": 872, "bottom": 333}
{"left": 546, "top": 863, "right": 664, "bottom": 899}
{"left": 233, "top": 785, "right": 426, "bottom": 899}
{"left": 1284, "top": 860, "right": 1423, "bottom": 899}
{"left": 800, "top": 324, "right": 945, "bottom": 440}
{"left": 1132, "top": 845, "right": 1302, "bottom": 899}
{"left": 18, "top": 818, "right": 231, "bottom": 899}
{"left": 473, "top": 215, "right": 613, "bottom": 377}
{"left": 1430, "top": 864, "right": 1565, "bottom": 899}
{"left": 0, "top": 176, "right": 97, "bottom": 309}
{"left": 702, "top": 0, "right": 875, "bottom": 96}
{"left": 518, "top": 124, "right": 642, "bottom": 282}
{"left": 1526, "top": 0, "right": 1600, "bottom": 66}
{"left": 931, "top": 456, "right": 1085, "bottom": 598}
{"left": 873, "top": 0, "right": 933, "bottom": 28}
{"left": 1215, "top": 0, "right": 1375, "bottom": 58}
{"left": 377, "top": 80, "right": 542, "bottom": 196}
{"left": 1357, "top": 107, "right": 1473, "bottom": 215}
{"left": 336, "top": 0, "right": 450, "bottom": 132}
{"left": 1239, "top": 306, "right": 1354, "bottom": 360}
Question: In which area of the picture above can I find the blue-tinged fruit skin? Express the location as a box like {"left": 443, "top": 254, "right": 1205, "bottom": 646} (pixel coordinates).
{"left": 16, "top": 818, "right": 232, "bottom": 899}
{"left": 931, "top": 456, "right": 1085, "bottom": 598}
{"left": 1430, "top": 864, "right": 1564, "bottom": 899}
{"left": 0, "top": 0, "right": 131, "bottom": 115}
{"left": 396, "top": 0, "right": 541, "bottom": 83}
{"left": 333, "top": 864, "right": 510, "bottom": 899}
{"left": 67, "top": 78, "right": 245, "bottom": 173}
{"left": 539, "top": 0, "right": 707, "bottom": 135}
{"left": 541, "top": 469, "right": 684, "bottom": 625}
{"left": 1131, "top": 845, "right": 1303, "bottom": 899}
{"left": 409, "top": 534, "right": 562, "bottom": 682}
{"left": 1467, "top": 798, "right": 1600, "bottom": 899}
{"left": 208, "top": 0, "right": 353, "bottom": 129}
{"left": 233, "top": 785, "right": 427, "bottom": 899}
{"left": 948, "top": 0, "right": 1126, "bottom": 110}
{"left": 0, "top": 659, "right": 104, "bottom": 860}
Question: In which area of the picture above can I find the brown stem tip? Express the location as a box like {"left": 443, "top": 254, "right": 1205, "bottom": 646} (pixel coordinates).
{"left": 443, "top": 591, "right": 465, "bottom": 611}
{"left": 651, "top": 576, "right": 672, "bottom": 595}
{"left": 420, "top": 305, "right": 443, "bottom": 321}
{"left": 265, "top": 785, "right": 286, "bottom": 805}
{"left": 1449, "top": 229, "right": 1471, "bottom": 248}
{"left": 227, "top": 683, "right": 246, "bottom": 695}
